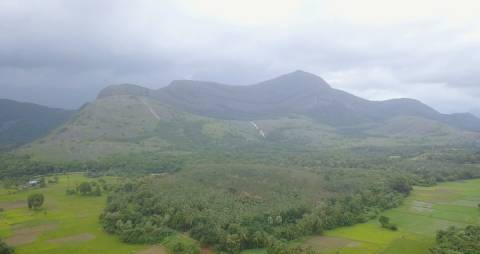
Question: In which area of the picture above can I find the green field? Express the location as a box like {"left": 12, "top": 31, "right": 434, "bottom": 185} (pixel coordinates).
{"left": 303, "top": 179, "right": 480, "bottom": 254}
{"left": 0, "top": 174, "right": 154, "bottom": 254}
{"left": 1, "top": 174, "right": 479, "bottom": 254}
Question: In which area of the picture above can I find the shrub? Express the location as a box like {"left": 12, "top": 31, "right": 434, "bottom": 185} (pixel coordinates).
{"left": 0, "top": 238, "right": 14, "bottom": 254}
{"left": 27, "top": 193, "right": 44, "bottom": 210}
{"left": 77, "top": 182, "right": 92, "bottom": 195}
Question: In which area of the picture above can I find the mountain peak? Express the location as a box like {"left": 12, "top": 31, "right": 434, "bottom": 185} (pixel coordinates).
{"left": 255, "top": 70, "right": 331, "bottom": 90}
{"left": 97, "top": 83, "right": 150, "bottom": 99}
{"left": 281, "top": 70, "right": 327, "bottom": 81}
{"left": 290, "top": 69, "right": 317, "bottom": 76}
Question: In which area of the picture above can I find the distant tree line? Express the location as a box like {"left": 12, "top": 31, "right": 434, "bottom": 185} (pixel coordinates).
{"left": 66, "top": 181, "right": 103, "bottom": 196}
{"left": 0, "top": 152, "right": 184, "bottom": 183}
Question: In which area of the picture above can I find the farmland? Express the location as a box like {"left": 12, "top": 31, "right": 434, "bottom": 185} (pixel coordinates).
{"left": 0, "top": 174, "right": 479, "bottom": 254}
{"left": 0, "top": 174, "right": 152, "bottom": 254}
{"left": 302, "top": 178, "right": 480, "bottom": 254}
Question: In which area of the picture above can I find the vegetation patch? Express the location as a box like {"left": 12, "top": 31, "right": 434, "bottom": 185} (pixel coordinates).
{"left": 431, "top": 225, "right": 480, "bottom": 253}
{"left": 0, "top": 200, "right": 25, "bottom": 210}
{"left": 410, "top": 201, "right": 433, "bottom": 214}
{"left": 302, "top": 236, "right": 359, "bottom": 251}
{"left": 5, "top": 223, "right": 58, "bottom": 246}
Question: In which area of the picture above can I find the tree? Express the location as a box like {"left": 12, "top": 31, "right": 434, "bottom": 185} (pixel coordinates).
{"left": 379, "top": 216, "right": 389, "bottom": 228}
{"left": 0, "top": 238, "right": 14, "bottom": 254}
{"left": 77, "top": 182, "right": 92, "bottom": 195}
{"left": 27, "top": 193, "right": 44, "bottom": 210}
{"left": 378, "top": 216, "right": 397, "bottom": 231}
{"left": 92, "top": 186, "right": 102, "bottom": 196}
{"left": 389, "top": 177, "right": 412, "bottom": 194}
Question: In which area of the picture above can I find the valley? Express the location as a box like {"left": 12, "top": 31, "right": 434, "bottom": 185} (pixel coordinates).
{"left": 3, "top": 2, "right": 480, "bottom": 253}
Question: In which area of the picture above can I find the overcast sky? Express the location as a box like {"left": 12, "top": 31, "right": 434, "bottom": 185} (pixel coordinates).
{"left": 1, "top": 0, "right": 480, "bottom": 115}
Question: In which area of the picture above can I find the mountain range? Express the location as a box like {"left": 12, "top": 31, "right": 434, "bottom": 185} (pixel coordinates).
{"left": 99, "top": 71, "right": 480, "bottom": 130}
{"left": 16, "top": 71, "right": 480, "bottom": 161}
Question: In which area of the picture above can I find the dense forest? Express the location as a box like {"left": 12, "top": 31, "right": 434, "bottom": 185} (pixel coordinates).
{"left": 431, "top": 226, "right": 480, "bottom": 254}
{"left": 97, "top": 148, "right": 480, "bottom": 253}
{"left": 100, "top": 174, "right": 409, "bottom": 253}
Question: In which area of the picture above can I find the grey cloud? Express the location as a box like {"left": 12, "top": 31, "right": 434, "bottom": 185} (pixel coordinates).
{"left": 0, "top": 0, "right": 479, "bottom": 115}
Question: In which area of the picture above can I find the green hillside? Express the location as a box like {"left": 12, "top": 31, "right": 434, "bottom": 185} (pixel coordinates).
{"left": 22, "top": 95, "right": 262, "bottom": 161}
{"left": 0, "top": 99, "right": 73, "bottom": 150}
{"left": 20, "top": 72, "right": 480, "bottom": 162}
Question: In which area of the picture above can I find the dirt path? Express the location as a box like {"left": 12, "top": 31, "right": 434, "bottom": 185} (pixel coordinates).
{"left": 137, "top": 245, "right": 168, "bottom": 254}
{"left": 0, "top": 200, "right": 25, "bottom": 210}
{"left": 201, "top": 247, "right": 214, "bottom": 254}
{"left": 48, "top": 233, "right": 95, "bottom": 244}
{"left": 140, "top": 98, "right": 160, "bottom": 120}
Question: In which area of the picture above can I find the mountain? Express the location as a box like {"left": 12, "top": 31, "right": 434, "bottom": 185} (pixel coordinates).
{"left": 99, "top": 71, "right": 480, "bottom": 130}
{"left": 0, "top": 99, "right": 74, "bottom": 149}
{"left": 21, "top": 71, "right": 480, "bottom": 161}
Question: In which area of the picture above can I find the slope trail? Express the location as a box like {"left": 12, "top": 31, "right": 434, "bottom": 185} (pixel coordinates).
{"left": 250, "top": 121, "right": 266, "bottom": 138}
{"left": 140, "top": 98, "right": 160, "bottom": 120}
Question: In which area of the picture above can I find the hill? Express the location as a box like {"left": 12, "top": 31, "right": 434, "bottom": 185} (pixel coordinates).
{"left": 21, "top": 71, "right": 480, "bottom": 161}
{"left": 0, "top": 99, "right": 73, "bottom": 150}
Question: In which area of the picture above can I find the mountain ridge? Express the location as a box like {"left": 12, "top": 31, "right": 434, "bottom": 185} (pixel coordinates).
{"left": 20, "top": 71, "right": 480, "bottom": 161}
{"left": 97, "top": 71, "right": 480, "bottom": 131}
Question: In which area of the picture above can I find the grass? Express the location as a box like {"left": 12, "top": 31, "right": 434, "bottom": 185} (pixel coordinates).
{"left": 0, "top": 174, "right": 152, "bottom": 254}
{"left": 302, "top": 179, "right": 480, "bottom": 254}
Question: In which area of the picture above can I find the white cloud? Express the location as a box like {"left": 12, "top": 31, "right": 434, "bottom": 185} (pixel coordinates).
{"left": 182, "top": 0, "right": 304, "bottom": 26}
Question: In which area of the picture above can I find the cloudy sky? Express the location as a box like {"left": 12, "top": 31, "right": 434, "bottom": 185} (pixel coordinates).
{"left": 1, "top": 0, "right": 480, "bottom": 115}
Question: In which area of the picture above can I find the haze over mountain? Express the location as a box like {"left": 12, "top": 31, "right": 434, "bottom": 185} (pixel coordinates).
{"left": 0, "top": 99, "right": 73, "bottom": 149}
{"left": 22, "top": 71, "right": 480, "bottom": 161}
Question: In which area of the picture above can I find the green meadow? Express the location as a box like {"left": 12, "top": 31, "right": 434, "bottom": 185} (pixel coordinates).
{"left": 0, "top": 174, "right": 153, "bottom": 254}
{"left": 302, "top": 179, "right": 480, "bottom": 254}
